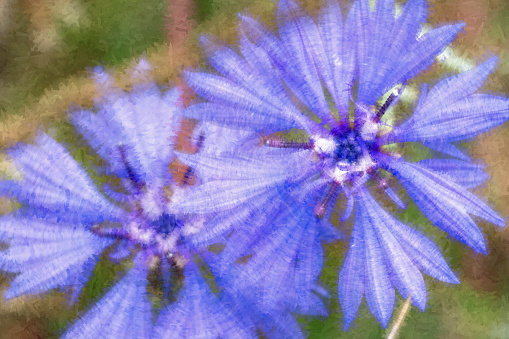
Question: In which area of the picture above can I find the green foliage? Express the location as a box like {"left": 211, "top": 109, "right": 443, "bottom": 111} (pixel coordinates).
{"left": 194, "top": 0, "right": 215, "bottom": 22}
{"left": 0, "top": 0, "right": 166, "bottom": 114}
{"left": 61, "top": 0, "right": 166, "bottom": 64}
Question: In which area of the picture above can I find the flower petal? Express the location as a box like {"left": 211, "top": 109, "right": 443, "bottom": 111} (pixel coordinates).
{"left": 357, "top": 0, "right": 397, "bottom": 103}
{"left": 420, "top": 57, "right": 498, "bottom": 113}
{"left": 421, "top": 141, "right": 470, "bottom": 161}
{"left": 318, "top": 0, "right": 356, "bottom": 115}
{"left": 385, "top": 159, "right": 503, "bottom": 253}
{"left": 338, "top": 203, "right": 366, "bottom": 329}
{"left": 388, "top": 218, "right": 459, "bottom": 284}
{"left": 200, "top": 35, "right": 305, "bottom": 124}
{"left": 393, "top": 23, "right": 464, "bottom": 88}
{"left": 153, "top": 262, "right": 255, "bottom": 339}
{"left": 366, "top": 0, "right": 426, "bottom": 101}
{"left": 0, "top": 217, "right": 113, "bottom": 298}
{"left": 360, "top": 201, "right": 395, "bottom": 326}
{"left": 239, "top": 14, "right": 326, "bottom": 127}
{"left": 171, "top": 176, "right": 289, "bottom": 214}
{"left": 71, "top": 85, "right": 181, "bottom": 183}
{"left": 177, "top": 147, "right": 311, "bottom": 181}
{"left": 417, "top": 159, "right": 489, "bottom": 189}
{"left": 232, "top": 202, "right": 325, "bottom": 316}
{"left": 183, "top": 103, "right": 294, "bottom": 132}
{"left": 395, "top": 94, "right": 509, "bottom": 142}
{"left": 185, "top": 70, "right": 311, "bottom": 131}
{"left": 278, "top": 0, "right": 331, "bottom": 121}
{"left": 3, "top": 133, "right": 122, "bottom": 222}
{"left": 357, "top": 189, "right": 426, "bottom": 310}
{"left": 384, "top": 187, "right": 406, "bottom": 209}
{"left": 61, "top": 256, "right": 152, "bottom": 339}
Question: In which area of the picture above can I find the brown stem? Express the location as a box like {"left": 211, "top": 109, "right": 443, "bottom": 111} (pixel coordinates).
{"left": 165, "top": 0, "right": 195, "bottom": 53}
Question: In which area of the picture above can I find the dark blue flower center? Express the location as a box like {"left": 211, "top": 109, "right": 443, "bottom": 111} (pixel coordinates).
{"left": 152, "top": 213, "right": 182, "bottom": 235}
{"left": 334, "top": 131, "right": 363, "bottom": 163}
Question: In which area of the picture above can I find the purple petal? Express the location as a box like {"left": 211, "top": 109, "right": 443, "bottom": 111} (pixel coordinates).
{"left": 200, "top": 35, "right": 306, "bottom": 124}
{"left": 338, "top": 207, "right": 365, "bottom": 329}
{"left": 394, "top": 23, "right": 464, "bottom": 87}
{"left": 421, "top": 141, "right": 470, "bottom": 161}
{"left": 171, "top": 177, "right": 287, "bottom": 214}
{"left": 318, "top": 0, "right": 346, "bottom": 113}
{"left": 238, "top": 28, "right": 283, "bottom": 89}
{"left": 278, "top": 0, "right": 331, "bottom": 121}
{"left": 339, "top": 186, "right": 355, "bottom": 221}
{"left": 71, "top": 86, "right": 181, "bottom": 182}
{"left": 391, "top": 0, "right": 427, "bottom": 56}
{"left": 239, "top": 14, "right": 326, "bottom": 126}
{"left": 231, "top": 199, "right": 325, "bottom": 315}
{"left": 154, "top": 262, "right": 255, "bottom": 339}
{"left": 189, "top": 191, "right": 277, "bottom": 250}
{"left": 62, "top": 256, "right": 152, "bottom": 339}
{"left": 6, "top": 133, "right": 122, "bottom": 222}
{"left": 215, "top": 193, "right": 282, "bottom": 269}
{"left": 183, "top": 103, "right": 294, "bottom": 132}
{"left": 388, "top": 219, "right": 459, "bottom": 285}
{"left": 294, "top": 227, "right": 325, "bottom": 314}
{"left": 421, "top": 57, "right": 498, "bottom": 113}
{"left": 1, "top": 217, "right": 113, "bottom": 298}
{"left": 177, "top": 147, "right": 312, "bottom": 182}
{"left": 384, "top": 159, "right": 502, "bottom": 253}
{"left": 357, "top": 189, "right": 426, "bottom": 311}
{"left": 357, "top": 194, "right": 395, "bottom": 327}
{"left": 388, "top": 159, "right": 502, "bottom": 226}
{"left": 395, "top": 94, "right": 509, "bottom": 142}
{"left": 369, "top": 0, "right": 426, "bottom": 100}
{"left": 384, "top": 187, "right": 406, "bottom": 209}
{"left": 184, "top": 71, "right": 283, "bottom": 120}
{"left": 358, "top": 0, "right": 397, "bottom": 103}
{"left": 417, "top": 159, "right": 489, "bottom": 189}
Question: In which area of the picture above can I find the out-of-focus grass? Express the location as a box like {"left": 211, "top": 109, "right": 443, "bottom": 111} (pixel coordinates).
{"left": 0, "top": 0, "right": 166, "bottom": 114}
{"left": 0, "top": 0, "right": 508, "bottom": 338}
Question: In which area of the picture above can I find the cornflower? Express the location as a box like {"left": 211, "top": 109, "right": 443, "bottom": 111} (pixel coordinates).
{"left": 174, "top": 0, "right": 509, "bottom": 329}
{"left": 0, "top": 61, "right": 254, "bottom": 338}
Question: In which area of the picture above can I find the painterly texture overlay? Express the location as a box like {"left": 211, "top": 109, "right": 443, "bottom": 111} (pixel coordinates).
{"left": 0, "top": 0, "right": 509, "bottom": 338}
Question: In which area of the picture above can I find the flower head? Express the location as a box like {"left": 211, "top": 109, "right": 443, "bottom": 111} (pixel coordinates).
{"left": 176, "top": 0, "right": 509, "bottom": 328}
{"left": 0, "top": 61, "right": 254, "bottom": 338}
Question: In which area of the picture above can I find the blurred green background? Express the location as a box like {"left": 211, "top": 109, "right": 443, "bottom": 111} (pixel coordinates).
{"left": 0, "top": 0, "right": 509, "bottom": 338}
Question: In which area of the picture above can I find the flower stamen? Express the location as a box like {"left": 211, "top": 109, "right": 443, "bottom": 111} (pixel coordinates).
{"left": 118, "top": 145, "right": 145, "bottom": 191}
{"left": 265, "top": 139, "right": 314, "bottom": 149}
{"left": 314, "top": 181, "right": 340, "bottom": 218}
{"left": 375, "top": 85, "right": 404, "bottom": 121}
{"left": 91, "top": 225, "right": 130, "bottom": 239}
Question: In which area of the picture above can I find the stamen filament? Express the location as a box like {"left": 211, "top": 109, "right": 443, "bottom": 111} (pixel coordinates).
{"left": 265, "top": 139, "right": 313, "bottom": 149}
{"left": 196, "top": 133, "right": 205, "bottom": 151}
{"left": 118, "top": 145, "right": 144, "bottom": 191}
{"left": 183, "top": 167, "right": 194, "bottom": 185}
{"left": 92, "top": 226, "right": 130, "bottom": 239}
{"left": 314, "top": 181, "right": 340, "bottom": 218}
{"left": 375, "top": 85, "right": 404, "bottom": 121}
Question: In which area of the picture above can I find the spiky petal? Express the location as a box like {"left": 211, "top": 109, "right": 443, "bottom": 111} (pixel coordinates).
{"left": 1, "top": 133, "right": 122, "bottom": 223}
{"left": 153, "top": 261, "right": 255, "bottom": 339}
{"left": 339, "top": 188, "right": 458, "bottom": 328}
{"left": 0, "top": 216, "right": 113, "bottom": 299}
{"left": 61, "top": 254, "right": 152, "bottom": 339}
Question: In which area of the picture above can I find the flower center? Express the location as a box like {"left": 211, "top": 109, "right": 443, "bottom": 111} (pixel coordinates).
{"left": 152, "top": 213, "right": 182, "bottom": 235}
{"left": 333, "top": 131, "right": 364, "bottom": 164}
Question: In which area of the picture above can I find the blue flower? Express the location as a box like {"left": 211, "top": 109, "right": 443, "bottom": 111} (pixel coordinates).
{"left": 176, "top": 0, "right": 509, "bottom": 329}
{"left": 0, "top": 61, "right": 254, "bottom": 338}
